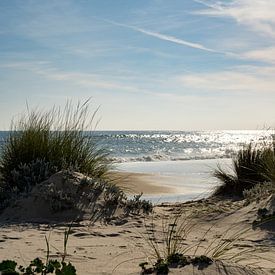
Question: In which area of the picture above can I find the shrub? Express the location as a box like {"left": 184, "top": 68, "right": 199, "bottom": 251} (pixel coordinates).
{"left": 0, "top": 100, "right": 111, "bottom": 201}
{"left": 214, "top": 143, "right": 275, "bottom": 196}
{"left": 243, "top": 182, "right": 275, "bottom": 203}
{"left": 123, "top": 193, "right": 153, "bottom": 215}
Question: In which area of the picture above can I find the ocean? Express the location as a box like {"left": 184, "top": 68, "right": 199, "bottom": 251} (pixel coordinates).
{"left": 91, "top": 130, "right": 272, "bottom": 163}
{"left": 0, "top": 130, "right": 272, "bottom": 202}
{"left": 0, "top": 130, "right": 272, "bottom": 163}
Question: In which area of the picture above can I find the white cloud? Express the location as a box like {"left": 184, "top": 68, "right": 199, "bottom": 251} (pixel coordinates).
{"left": 0, "top": 62, "right": 140, "bottom": 92}
{"left": 179, "top": 66, "right": 275, "bottom": 93}
{"left": 196, "top": 0, "right": 275, "bottom": 38}
{"left": 242, "top": 47, "right": 275, "bottom": 64}
{"left": 1, "top": 61, "right": 183, "bottom": 100}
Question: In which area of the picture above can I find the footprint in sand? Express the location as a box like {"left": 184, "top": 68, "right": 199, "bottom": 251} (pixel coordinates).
{"left": 106, "top": 233, "right": 120, "bottom": 237}
{"left": 83, "top": 255, "right": 96, "bottom": 260}
{"left": 112, "top": 219, "right": 128, "bottom": 225}
{"left": 73, "top": 232, "right": 90, "bottom": 238}
{"left": 76, "top": 247, "right": 86, "bottom": 251}
{"left": 3, "top": 236, "right": 21, "bottom": 240}
{"left": 118, "top": 230, "right": 132, "bottom": 234}
{"left": 90, "top": 232, "right": 106, "bottom": 237}
{"left": 131, "top": 235, "right": 142, "bottom": 239}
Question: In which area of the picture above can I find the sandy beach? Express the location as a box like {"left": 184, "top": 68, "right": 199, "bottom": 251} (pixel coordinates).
{"left": 1, "top": 166, "right": 275, "bottom": 275}
{"left": 1, "top": 0, "right": 275, "bottom": 273}
{"left": 109, "top": 171, "right": 176, "bottom": 195}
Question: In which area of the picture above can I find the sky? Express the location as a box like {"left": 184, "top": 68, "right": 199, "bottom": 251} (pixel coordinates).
{"left": 0, "top": 0, "right": 275, "bottom": 130}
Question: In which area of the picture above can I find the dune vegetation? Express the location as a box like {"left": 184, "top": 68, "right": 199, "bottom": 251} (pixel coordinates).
{"left": 0, "top": 101, "right": 111, "bottom": 206}
{"left": 214, "top": 140, "right": 275, "bottom": 197}
{"left": 0, "top": 102, "right": 274, "bottom": 274}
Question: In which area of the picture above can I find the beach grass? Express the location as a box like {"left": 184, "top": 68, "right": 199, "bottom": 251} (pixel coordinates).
{"left": 214, "top": 142, "right": 275, "bottom": 196}
{"left": 139, "top": 208, "right": 275, "bottom": 274}
{"left": 0, "top": 100, "right": 111, "bottom": 201}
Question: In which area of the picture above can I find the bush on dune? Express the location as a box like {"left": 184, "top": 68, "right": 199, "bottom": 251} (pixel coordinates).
{"left": 214, "top": 141, "right": 275, "bottom": 197}
{"left": 0, "top": 100, "right": 111, "bottom": 201}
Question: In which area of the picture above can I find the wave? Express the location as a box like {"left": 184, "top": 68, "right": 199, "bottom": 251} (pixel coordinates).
{"left": 109, "top": 152, "right": 234, "bottom": 163}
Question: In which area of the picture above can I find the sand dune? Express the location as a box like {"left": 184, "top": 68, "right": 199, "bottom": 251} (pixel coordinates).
{"left": 0, "top": 172, "right": 274, "bottom": 274}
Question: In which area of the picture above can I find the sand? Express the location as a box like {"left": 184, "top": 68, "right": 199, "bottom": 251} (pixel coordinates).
{"left": 108, "top": 171, "right": 176, "bottom": 195}
{"left": 0, "top": 171, "right": 275, "bottom": 275}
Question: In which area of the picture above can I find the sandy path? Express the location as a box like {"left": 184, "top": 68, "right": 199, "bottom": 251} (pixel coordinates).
{"left": 1, "top": 197, "right": 274, "bottom": 274}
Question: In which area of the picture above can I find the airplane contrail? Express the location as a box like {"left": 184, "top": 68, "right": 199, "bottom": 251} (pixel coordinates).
{"left": 104, "top": 19, "right": 217, "bottom": 53}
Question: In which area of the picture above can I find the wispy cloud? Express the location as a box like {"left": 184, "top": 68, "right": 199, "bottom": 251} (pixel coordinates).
{"left": 195, "top": 0, "right": 275, "bottom": 38}
{"left": 242, "top": 47, "right": 275, "bottom": 64}
{"left": 103, "top": 19, "right": 218, "bottom": 53}
{"left": 179, "top": 65, "right": 275, "bottom": 93}
{"left": 1, "top": 61, "right": 140, "bottom": 92}
{"left": 1, "top": 61, "right": 180, "bottom": 99}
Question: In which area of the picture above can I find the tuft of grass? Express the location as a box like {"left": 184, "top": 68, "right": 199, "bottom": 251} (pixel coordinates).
{"left": 139, "top": 212, "right": 275, "bottom": 274}
{"left": 138, "top": 198, "right": 275, "bottom": 274}
{"left": 139, "top": 210, "right": 197, "bottom": 273}
{"left": 214, "top": 143, "right": 275, "bottom": 197}
{"left": 0, "top": 100, "right": 111, "bottom": 202}
{"left": 123, "top": 193, "right": 153, "bottom": 215}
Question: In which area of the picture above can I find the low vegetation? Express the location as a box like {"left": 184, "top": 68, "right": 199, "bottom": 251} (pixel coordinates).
{"left": 214, "top": 141, "right": 275, "bottom": 197}
{"left": 139, "top": 211, "right": 273, "bottom": 274}
{"left": 243, "top": 182, "right": 275, "bottom": 203}
{"left": 0, "top": 101, "right": 153, "bottom": 221}
{"left": 0, "top": 227, "right": 76, "bottom": 275}
{"left": 0, "top": 100, "right": 111, "bottom": 208}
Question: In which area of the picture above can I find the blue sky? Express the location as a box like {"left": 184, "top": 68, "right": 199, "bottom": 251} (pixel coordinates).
{"left": 1, "top": 0, "right": 275, "bottom": 130}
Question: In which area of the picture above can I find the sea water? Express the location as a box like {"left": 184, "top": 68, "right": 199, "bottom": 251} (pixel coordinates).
{"left": 0, "top": 130, "right": 272, "bottom": 202}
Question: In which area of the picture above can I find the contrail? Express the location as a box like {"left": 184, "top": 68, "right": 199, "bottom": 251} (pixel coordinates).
{"left": 192, "top": 0, "right": 223, "bottom": 10}
{"left": 103, "top": 19, "right": 217, "bottom": 53}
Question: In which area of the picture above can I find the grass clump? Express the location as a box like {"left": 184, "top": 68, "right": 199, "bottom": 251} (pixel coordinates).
{"left": 124, "top": 193, "right": 153, "bottom": 215}
{"left": 214, "top": 142, "right": 275, "bottom": 197}
{"left": 139, "top": 212, "right": 273, "bottom": 274}
{"left": 0, "top": 100, "right": 111, "bottom": 206}
{"left": 139, "top": 211, "right": 198, "bottom": 274}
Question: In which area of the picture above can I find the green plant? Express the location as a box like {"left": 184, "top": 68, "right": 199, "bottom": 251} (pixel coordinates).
{"left": 0, "top": 260, "right": 18, "bottom": 275}
{"left": 10, "top": 159, "right": 52, "bottom": 193}
{"left": 143, "top": 211, "right": 196, "bottom": 260}
{"left": 139, "top": 210, "right": 275, "bottom": 274}
{"left": 139, "top": 211, "right": 197, "bottom": 274}
{"left": 243, "top": 182, "right": 275, "bottom": 203}
{"left": 124, "top": 193, "right": 153, "bottom": 215}
{"left": 0, "top": 100, "right": 111, "bottom": 205}
{"left": 0, "top": 258, "right": 76, "bottom": 275}
{"left": 154, "top": 259, "right": 169, "bottom": 274}
{"left": 191, "top": 255, "right": 213, "bottom": 270}
{"left": 166, "top": 253, "right": 191, "bottom": 267}
{"left": 0, "top": 227, "right": 76, "bottom": 275}
{"left": 214, "top": 143, "right": 275, "bottom": 196}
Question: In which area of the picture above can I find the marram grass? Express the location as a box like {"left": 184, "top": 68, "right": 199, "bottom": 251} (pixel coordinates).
{"left": 0, "top": 100, "right": 111, "bottom": 195}
{"left": 214, "top": 142, "right": 275, "bottom": 197}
